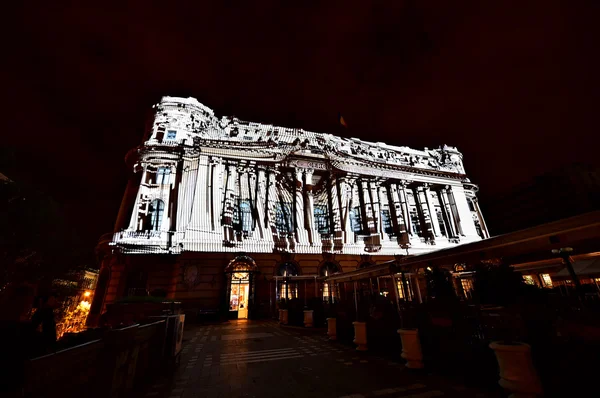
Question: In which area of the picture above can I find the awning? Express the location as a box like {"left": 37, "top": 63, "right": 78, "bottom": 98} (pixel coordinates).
{"left": 393, "top": 211, "right": 600, "bottom": 270}
{"left": 513, "top": 259, "right": 564, "bottom": 272}
{"left": 272, "top": 275, "right": 320, "bottom": 281}
{"left": 554, "top": 258, "right": 600, "bottom": 278}
{"left": 325, "top": 261, "right": 398, "bottom": 283}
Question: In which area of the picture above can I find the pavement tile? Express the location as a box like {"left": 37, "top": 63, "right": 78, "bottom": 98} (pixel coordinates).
{"left": 142, "top": 320, "right": 498, "bottom": 398}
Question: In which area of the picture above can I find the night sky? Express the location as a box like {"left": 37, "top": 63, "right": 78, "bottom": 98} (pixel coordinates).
{"left": 4, "top": 1, "right": 599, "bottom": 259}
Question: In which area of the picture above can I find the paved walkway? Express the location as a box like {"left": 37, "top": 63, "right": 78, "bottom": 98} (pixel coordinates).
{"left": 142, "top": 320, "right": 500, "bottom": 398}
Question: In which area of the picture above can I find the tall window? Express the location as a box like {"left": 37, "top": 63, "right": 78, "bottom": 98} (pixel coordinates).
{"left": 435, "top": 208, "right": 447, "bottom": 236}
{"left": 275, "top": 202, "right": 293, "bottom": 235}
{"left": 381, "top": 209, "right": 394, "bottom": 237}
{"left": 148, "top": 199, "right": 164, "bottom": 231}
{"left": 461, "top": 278, "right": 474, "bottom": 299}
{"left": 314, "top": 205, "right": 330, "bottom": 235}
{"left": 541, "top": 274, "right": 553, "bottom": 288}
{"left": 156, "top": 167, "right": 171, "bottom": 185}
{"left": 350, "top": 206, "right": 363, "bottom": 234}
{"left": 234, "top": 200, "right": 253, "bottom": 234}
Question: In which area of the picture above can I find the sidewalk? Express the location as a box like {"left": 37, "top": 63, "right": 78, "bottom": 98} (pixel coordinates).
{"left": 140, "top": 320, "right": 501, "bottom": 398}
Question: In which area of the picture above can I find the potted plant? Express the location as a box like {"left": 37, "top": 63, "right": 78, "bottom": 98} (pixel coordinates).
{"left": 397, "top": 301, "right": 423, "bottom": 369}
{"left": 278, "top": 300, "right": 289, "bottom": 325}
{"left": 474, "top": 261, "right": 543, "bottom": 397}
{"left": 303, "top": 307, "right": 314, "bottom": 328}
{"left": 353, "top": 300, "right": 369, "bottom": 351}
{"left": 325, "top": 302, "right": 338, "bottom": 340}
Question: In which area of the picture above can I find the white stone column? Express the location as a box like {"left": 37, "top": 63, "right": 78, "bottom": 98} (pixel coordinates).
{"left": 304, "top": 168, "right": 319, "bottom": 245}
{"left": 254, "top": 167, "right": 269, "bottom": 240}
{"left": 222, "top": 164, "right": 237, "bottom": 242}
{"left": 449, "top": 185, "right": 479, "bottom": 239}
{"left": 294, "top": 169, "right": 309, "bottom": 246}
{"left": 369, "top": 180, "right": 382, "bottom": 236}
{"left": 440, "top": 186, "right": 461, "bottom": 237}
{"left": 338, "top": 176, "right": 355, "bottom": 243}
{"left": 422, "top": 184, "right": 441, "bottom": 238}
{"left": 175, "top": 155, "right": 199, "bottom": 233}
{"left": 438, "top": 187, "right": 459, "bottom": 239}
{"left": 211, "top": 160, "right": 225, "bottom": 233}
{"left": 472, "top": 197, "right": 490, "bottom": 238}
{"left": 266, "top": 170, "right": 279, "bottom": 235}
{"left": 398, "top": 181, "right": 420, "bottom": 245}
{"left": 387, "top": 182, "right": 409, "bottom": 244}
{"left": 359, "top": 180, "right": 373, "bottom": 234}
{"left": 415, "top": 185, "right": 434, "bottom": 241}
{"left": 188, "top": 156, "right": 212, "bottom": 232}
{"left": 329, "top": 176, "right": 342, "bottom": 233}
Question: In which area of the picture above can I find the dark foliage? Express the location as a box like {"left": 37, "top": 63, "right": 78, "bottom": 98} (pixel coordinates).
{"left": 424, "top": 267, "right": 457, "bottom": 301}
{"left": 0, "top": 176, "right": 88, "bottom": 290}
{"left": 471, "top": 262, "right": 525, "bottom": 307}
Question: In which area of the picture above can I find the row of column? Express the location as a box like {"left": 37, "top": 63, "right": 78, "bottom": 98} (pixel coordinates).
{"left": 162, "top": 156, "right": 482, "bottom": 250}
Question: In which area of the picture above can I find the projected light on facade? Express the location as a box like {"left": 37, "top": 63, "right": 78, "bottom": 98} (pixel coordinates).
{"left": 111, "top": 96, "right": 488, "bottom": 256}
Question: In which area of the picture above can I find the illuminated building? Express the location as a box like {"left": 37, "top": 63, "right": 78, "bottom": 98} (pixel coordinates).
{"left": 91, "top": 96, "right": 488, "bottom": 321}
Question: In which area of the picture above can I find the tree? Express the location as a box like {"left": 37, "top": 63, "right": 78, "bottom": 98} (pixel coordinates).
{"left": 0, "top": 175, "right": 84, "bottom": 292}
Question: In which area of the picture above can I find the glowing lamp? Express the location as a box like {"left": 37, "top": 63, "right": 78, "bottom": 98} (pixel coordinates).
{"left": 84, "top": 291, "right": 91, "bottom": 297}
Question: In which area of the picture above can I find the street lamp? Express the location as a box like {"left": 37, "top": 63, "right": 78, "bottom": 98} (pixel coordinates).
{"left": 552, "top": 247, "right": 585, "bottom": 305}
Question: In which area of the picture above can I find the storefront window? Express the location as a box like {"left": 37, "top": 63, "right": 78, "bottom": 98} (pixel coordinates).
{"left": 541, "top": 274, "right": 553, "bottom": 288}
{"left": 461, "top": 278, "right": 474, "bottom": 299}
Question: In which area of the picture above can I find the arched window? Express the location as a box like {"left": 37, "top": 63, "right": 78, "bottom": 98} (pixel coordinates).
{"left": 277, "top": 262, "right": 299, "bottom": 300}
{"left": 278, "top": 262, "right": 299, "bottom": 277}
{"left": 320, "top": 262, "right": 339, "bottom": 277}
{"left": 148, "top": 199, "right": 165, "bottom": 231}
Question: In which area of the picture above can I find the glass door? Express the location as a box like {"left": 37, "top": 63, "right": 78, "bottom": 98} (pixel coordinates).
{"left": 229, "top": 272, "right": 250, "bottom": 319}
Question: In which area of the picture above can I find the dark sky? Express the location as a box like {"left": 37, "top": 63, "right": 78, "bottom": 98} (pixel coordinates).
{"left": 4, "top": 0, "right": 599, "bottom": 256}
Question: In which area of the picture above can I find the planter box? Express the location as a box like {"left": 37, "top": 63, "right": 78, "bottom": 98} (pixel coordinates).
{"left": 398, "top": 329, "right": 424, "bottom": 369}
{"left": 490, "top": 341, "right": 542, "bottom": 397}
{"left": 327, "top": 318, "right": 337, "bottom": 340}
{"left": 353, "top": 321, "right": 368, "bottom": 351}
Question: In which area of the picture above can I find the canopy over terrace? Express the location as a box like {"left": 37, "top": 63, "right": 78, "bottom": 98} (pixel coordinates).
{"left": 394, "top": 211, "right": 600, "bottom": 272}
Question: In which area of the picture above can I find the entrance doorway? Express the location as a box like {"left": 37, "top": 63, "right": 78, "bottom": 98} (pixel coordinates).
{"left": 229, "top": 272, "right": 250, "bottom": 319}
{"left": 225, "top": 255, "right": 258, "bottom": 320}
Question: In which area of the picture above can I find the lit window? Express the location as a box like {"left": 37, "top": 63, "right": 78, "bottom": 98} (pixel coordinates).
{"left": 314, "top": 205, "right": 330, "bottom": 235}
{"left": 541, "top": 274, "right": 553, "bottom": 288}
{"left": 350, "top": 206, "right": 363, "bottom": 234}
{"left": 147, "top": 199, "right": 164, "bottom": 231}
{"left": 166, "top": 130, "right": 177, "bottom": 139}
{"left": 275, "top": 202, "right": 293, "bottom": 235}
{"left": 381, "top": 209, "right": 395, "bottom": 237}
{"left": 461, "top": 278, "right": 474, "bottom": 296}
{"left": 233, "top": 200, "right": 253, "bottom": 234}
{"left": 523, "top": 275, "right": 535, "bottom": 285}
{"left": 156, "top": 167, "right": 171, "bottom": 185}
{"left": 396, "top": 280, "right": 413, "bottom": 301}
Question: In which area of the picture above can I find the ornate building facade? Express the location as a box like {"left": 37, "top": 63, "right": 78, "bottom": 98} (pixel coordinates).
{"left": 91, "top": 96, "right": 489, "bottom": 321}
